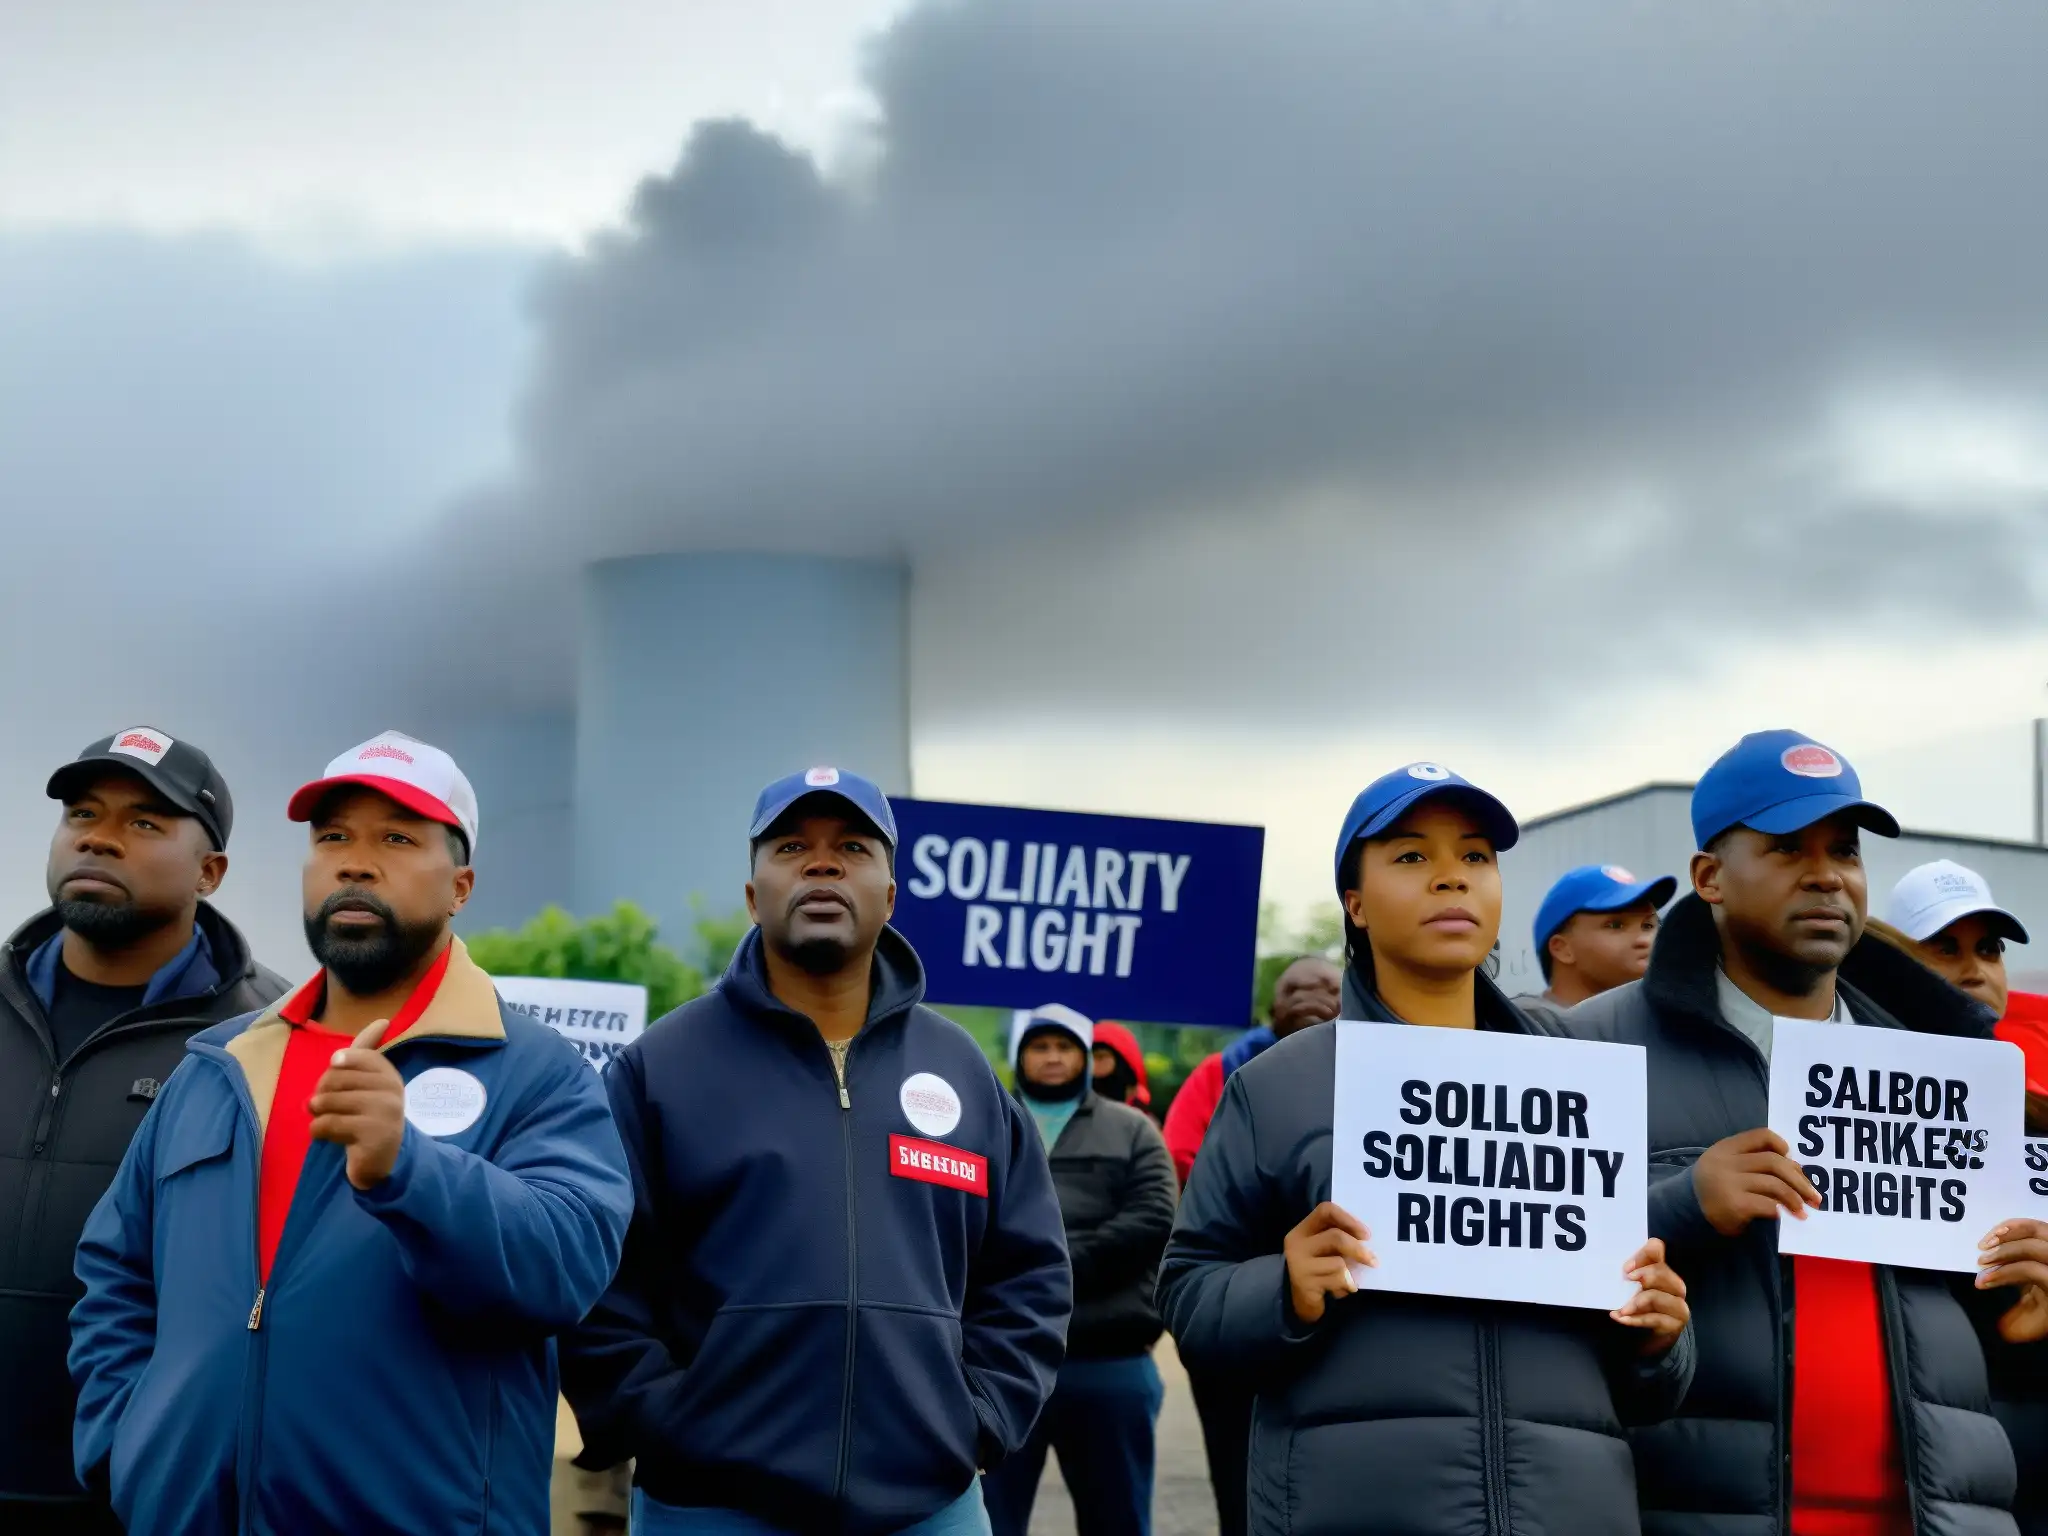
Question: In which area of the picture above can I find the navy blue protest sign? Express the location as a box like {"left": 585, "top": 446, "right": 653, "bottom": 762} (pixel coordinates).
{"left": 889, "top": 797, "right": 1264, "bottom": 1027}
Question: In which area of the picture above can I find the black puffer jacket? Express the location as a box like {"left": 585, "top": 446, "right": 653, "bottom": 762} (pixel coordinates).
{"left": 0, "top": 903, "right": 289, "bottom": 1503}
{"left": 1159, "top": 975, "right": 1694, "bottom": 1536}
{"left": 1031, "top": 1087, "right": 1177, "bottom": 1361}
{"left": 1565, "top": 894, "right": 2044, "bottom": 1536}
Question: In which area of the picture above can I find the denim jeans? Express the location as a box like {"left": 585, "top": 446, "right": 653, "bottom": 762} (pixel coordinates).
{"left": 629, "top": 1477, "right": 990, "bottom": 1535}
{"left": 981, "top": 1354, "right": 1166, "bottom": 1536}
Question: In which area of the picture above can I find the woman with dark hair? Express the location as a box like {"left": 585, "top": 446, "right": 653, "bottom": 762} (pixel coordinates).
{"left": 1159, "top": 761, "right": 1694, "bottom": 1536}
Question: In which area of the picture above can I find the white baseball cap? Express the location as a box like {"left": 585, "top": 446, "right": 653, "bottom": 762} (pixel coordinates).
{"left": 1884, "top": 859, "right": 2028, "bottom": 944}
{"left": 1009, "top": 1003, "right": 1094, "bottom": 1067}
{"left": 288, "top": 731, "right": 480, "bottom": 859}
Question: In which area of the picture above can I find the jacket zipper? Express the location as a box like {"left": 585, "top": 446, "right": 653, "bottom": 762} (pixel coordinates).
{"left": 1477, "top": 1317, "right": 1512, "bottom": 1536}
{"left": 1875, "top": 1267, "right": 1925, "bottom": 1536}
{"left": 831, "top": 1037, "right": 861, "bottom": 1511}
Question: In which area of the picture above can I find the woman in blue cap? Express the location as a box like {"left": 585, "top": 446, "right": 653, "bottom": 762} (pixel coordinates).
{"left": 1157, "top": 761, "right": 1693, "bottom": 1536}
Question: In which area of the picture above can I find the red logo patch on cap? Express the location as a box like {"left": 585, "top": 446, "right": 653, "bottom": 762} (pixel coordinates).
{"left": 359, "top": 743, "right": 416, "bottom": 765}
{"left": 1781, "top": 744, "right": 1844, "bottom": 779}
{"left": 889, "top": 1134, "right": 988, "bottom": 1196}
{"left": 805, "top": 767, "right": 841, "bottom": 787}
{"left": 1602, "top": 865, "right": 1636, "bottom": 883}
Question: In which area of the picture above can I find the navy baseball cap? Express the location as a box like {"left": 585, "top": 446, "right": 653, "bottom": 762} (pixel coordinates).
{"left": 1690, "top": 729, "right": 1900, "bottom": 849}
{"left": 1333, "top": 762, "right": 1519, "bottom": 892}
{"left": 749, "top": 766, "right": 898, "bottom": 848}
{"left": 1533, "top": 864, "right": 1679, "bottom": 954}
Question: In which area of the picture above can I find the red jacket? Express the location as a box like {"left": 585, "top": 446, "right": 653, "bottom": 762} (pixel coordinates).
{"left": 1162, "top": 1053, "right": 1225, "bottom": 1186}
{"left": 1999, "top": 990, "right": 2048, "bottom": 1096}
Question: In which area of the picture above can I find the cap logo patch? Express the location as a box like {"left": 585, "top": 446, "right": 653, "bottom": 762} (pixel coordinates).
{"left": 359, "top": 743, "right": 417, "bottom": 765}
{"left": 805, "top": 766, "right": 841, "bottom": 787}
{"left": 1602, "top": 865, "right": 1636, "bottom": 883}
{"left": 110, "top": 729, "right": 173, "bottom": 766}
{"left": 1406, "top": 763, "right": 1451, "bottom": 782}
{"left": 899, "top": 1072, "right": 963, "bottom": 1139}
{"left": 1932, "top": 870, "right": 1979, "bottom": 896}
{"left": 1780, "top": 744, "right": 1843, "bottom": 779}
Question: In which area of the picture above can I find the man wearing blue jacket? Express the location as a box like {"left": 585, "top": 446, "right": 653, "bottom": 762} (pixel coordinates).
{"left": 68, "top": 731, "right": 633, "bottom": 1536}
{"left": 562, "top": 766, "right": 1072, "bottom": 1536}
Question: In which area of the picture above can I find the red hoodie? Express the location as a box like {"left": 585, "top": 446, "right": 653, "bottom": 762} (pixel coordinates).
{"left": 1091, "top": 1021, "right": 1151, "bottom": 1107}
{"left": 1998, "top": 990, "right": 2048, "bottom": 1098}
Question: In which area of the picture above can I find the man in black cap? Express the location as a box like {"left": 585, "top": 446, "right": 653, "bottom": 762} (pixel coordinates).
{"left": 0, "top": 726, "right": 287, "bottom": 1533}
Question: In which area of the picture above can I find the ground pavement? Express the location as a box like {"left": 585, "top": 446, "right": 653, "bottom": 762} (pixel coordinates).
{"left": 1028, "top": 1337, "right": 1218, "bottom": 1536}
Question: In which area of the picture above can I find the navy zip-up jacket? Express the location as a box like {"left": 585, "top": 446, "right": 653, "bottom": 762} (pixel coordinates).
{"left": 563, "top": 925, "right": 1071, "bottom": 1534}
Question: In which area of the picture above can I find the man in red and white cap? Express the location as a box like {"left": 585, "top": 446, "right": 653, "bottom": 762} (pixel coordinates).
{"left": 70, "top": 731, "right": 631, "bottom": 1536}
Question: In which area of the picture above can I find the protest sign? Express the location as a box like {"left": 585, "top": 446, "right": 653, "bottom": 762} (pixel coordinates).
{"left": 1331, "top": 1022, "right": 1647, "bottom": 1310}
{"left": 889, "top": 798, "right": 1263, "bottom": 1027}
{"left": 492, "top": 976, "right": 647, "bottom": 1071}
{"left": 1769, "top": 1018, "right": 2026, "bottom": 1272}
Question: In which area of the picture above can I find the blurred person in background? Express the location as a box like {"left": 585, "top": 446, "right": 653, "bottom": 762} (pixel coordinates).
{"left": 984, "top": 1005, "right": 1177, "bottom": 1536}
{"left": 1091, "top": 1020, "right": 1153, "bottom": 1114}
{"left": 1883, "top": 858, "right": 2048, "bottom": 1133}
{"left": 1874, "top": 858, "right": 2048, "bottom": 1536}
{"left": 1524, "top": 864, "right": 1677, "bottom": 1012}
{"left": 1160, "top": 954, "right": 1340, "bottom": 1536}
{"left": 1, "top": 728, "right": 287, "bottom": 1535}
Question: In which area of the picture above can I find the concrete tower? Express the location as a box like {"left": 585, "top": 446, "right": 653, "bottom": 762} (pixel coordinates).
{"left": 571, "top": 553, "right": 911, "bottom": 948}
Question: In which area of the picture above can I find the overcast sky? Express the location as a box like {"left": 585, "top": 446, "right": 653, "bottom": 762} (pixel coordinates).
{"left": 4, "top": 0, "right": 2048, "bottom": 950}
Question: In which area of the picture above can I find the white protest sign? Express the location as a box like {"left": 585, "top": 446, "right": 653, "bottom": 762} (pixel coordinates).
{"left": 1331, "top": 1022, "right": 1648, "bottom": 1311}
{"left": 1769, "top": 1018, "right": 2026, "bottom": 1273}
{"left": 492, "top": 976, "right": 648, "bottom": 1071}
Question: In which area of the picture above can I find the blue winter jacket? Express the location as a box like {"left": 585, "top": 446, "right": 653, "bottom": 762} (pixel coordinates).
{"left": 67, "top": 938, "right": 633, "bottom": 1536}
{"left": 561, "top": 925, "right": 1072, "bottom": 1536}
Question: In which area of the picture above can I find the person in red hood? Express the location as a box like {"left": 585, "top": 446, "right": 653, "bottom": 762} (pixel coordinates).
{"left": 1090, "top": 1021, "right": 1152, "bottom": 1113}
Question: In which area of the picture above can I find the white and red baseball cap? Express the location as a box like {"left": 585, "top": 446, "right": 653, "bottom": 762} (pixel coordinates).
{"left": 288, "top": 731, "right": 480, "bottom": 857}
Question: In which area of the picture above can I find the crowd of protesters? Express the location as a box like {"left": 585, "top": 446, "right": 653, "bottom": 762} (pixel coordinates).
{"left": 1, "top": 722, "right": 2045, "bottom": 1536}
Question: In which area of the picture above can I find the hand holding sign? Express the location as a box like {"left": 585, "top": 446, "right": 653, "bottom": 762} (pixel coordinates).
{"left": 1610, "top": 1238, "right": 1689, "bottom": 1355}
{"left": 1977, "top": 1218, "right": 2048, "bottom": 1343}
{"left": 309, "top": 1021, "right": 407, "bottom": 1191}
{"left": 1284, "top": 1202, "right": 1374, "bottom": 1324}
{"left": 1691, "top": 1128, "right": 1821, "bottom": 1235}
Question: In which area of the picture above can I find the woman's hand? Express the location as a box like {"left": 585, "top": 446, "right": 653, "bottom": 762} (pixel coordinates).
{"left": 1283, "top": 1202, "right": 1374, "bottom": 1324}
{"left": 1610, "top": 1238, "right": 1689, "bottom": 1355}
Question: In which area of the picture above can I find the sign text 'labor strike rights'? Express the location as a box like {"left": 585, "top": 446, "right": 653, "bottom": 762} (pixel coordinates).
{"left": 1769, "top": 1018, "right": 2027, "bottom": 1273}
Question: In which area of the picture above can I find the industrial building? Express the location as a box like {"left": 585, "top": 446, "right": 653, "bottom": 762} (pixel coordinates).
{"left": 1497, "top": 784, "right": 2048, "bottom": 999}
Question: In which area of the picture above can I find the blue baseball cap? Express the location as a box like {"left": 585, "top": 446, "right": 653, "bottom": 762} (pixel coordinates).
{"left": 1333, "top": 762, "right": 1519, "bottom": 892}
{"left": 1533, "top": 864, "right": 1679, "bottom": 954}
{"left": 749, "top": 766, "right": 899, "bottom": 848}
{"left": 1690, "top": 729, "right": 1900, "bottom": 849}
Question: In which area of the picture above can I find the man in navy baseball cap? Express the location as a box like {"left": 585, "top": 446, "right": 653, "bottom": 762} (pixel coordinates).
{"left": 750, "top": 765, "right": 899, "bottom": 858}
{"left": 1530, "top": 865, "right": 1678, "bottom": 1008}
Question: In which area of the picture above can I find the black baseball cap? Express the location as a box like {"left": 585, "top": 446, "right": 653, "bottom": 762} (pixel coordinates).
{"left": 47, "top": 726, "right": 234, "bottom": 850}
